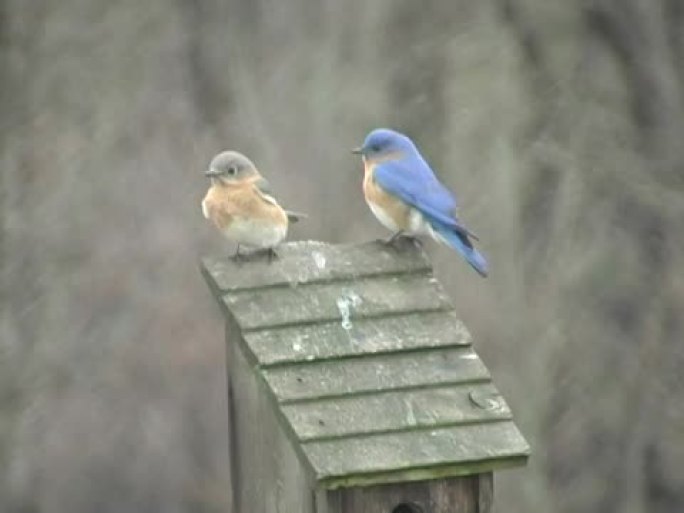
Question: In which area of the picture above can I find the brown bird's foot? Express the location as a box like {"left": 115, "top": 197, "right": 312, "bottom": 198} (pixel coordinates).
{"left": 265, "top": 247, "right": 279, "bottom": 263}
{"left": 229, "top": 244, "right": 252, "bottom": 264}
{"left": 243, "top": 247, "right": 280, "bottom": 263}
{"left": 230, "top": 253, "right": 246, "bottom": 264}
{"left": 229, "top": 246, "right": 278, "bottom": 263}
{"left": 230, "top": 244, "right": 246, "bottom": 263}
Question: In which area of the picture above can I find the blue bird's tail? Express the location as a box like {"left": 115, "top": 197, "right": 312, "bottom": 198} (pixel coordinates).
{"left": 431, "top": 221, "right": 488, "bottom": 277}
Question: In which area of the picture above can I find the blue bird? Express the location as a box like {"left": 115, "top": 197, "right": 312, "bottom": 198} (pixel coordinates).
{"left": 352, "top": 128, "right": 488, "bottom": 277}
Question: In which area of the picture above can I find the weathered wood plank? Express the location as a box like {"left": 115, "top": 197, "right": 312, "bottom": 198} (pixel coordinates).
{"left": 281, "top": 383, "right": 511, "bottom": 441}
{"left": 477, "top": 472, "right": 494, "bottom": 513}
{"left": 225, "top": 321, "right": 316, "bottom": 513}
{"left": 429, "top": 476, "right": 478, "bottom": 513}
{"left": 223, "top": 273, "right": 451, "bottom": 331}
{"left": 303, "top": 421, "right": 531, "bottom": 485}
{"left": 202, "top": 240, "right": 430, "bottom": 293}
{"left": 243, "top": 311, "right": 471, "bottom": 366}
{"left": 333, "top": 479, "right": 432, "bottom": 513}
{"left": 262, "top": 347, "right": 489, "bottom": 403}
{"left": 325, "top": 476, "right": 479, "bottom": 513}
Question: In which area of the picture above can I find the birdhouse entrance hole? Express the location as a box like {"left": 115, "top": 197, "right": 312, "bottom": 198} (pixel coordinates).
{"left": 392, "top": 503, "right": 424, "bottom": 513}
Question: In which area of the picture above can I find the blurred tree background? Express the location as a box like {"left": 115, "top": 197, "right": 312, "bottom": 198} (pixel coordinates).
{"left": 1, "top": 0, "right": 683, "bottom": 512}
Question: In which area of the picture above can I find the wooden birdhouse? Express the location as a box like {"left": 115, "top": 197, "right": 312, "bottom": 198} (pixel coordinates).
{"left": 201, "top": 240, "right": 529, "bottom": 513}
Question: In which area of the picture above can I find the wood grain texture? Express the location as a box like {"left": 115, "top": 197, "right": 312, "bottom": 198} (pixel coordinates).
{"left": 477, "top": 473, "right": 494, "bottom": 513}
{"left": 325, "top": 476, "right": 479, "bottom": 513}
{"left": 262, "top": 347, "right": 489, "bottom": 403}
{"left": 303, "top": 422, "right": 529, "bottom": 485}
{"left": 225, "top": 318, "right": 315, "bottom": 513}
{"left": 243, "top": 310, "right": 471, "bottom": 366}
{"left": 221, "top": 273, "right": 451, "bottom": 331}
{"left": 202, "top": 239, "right": 431, "bottom": 293}
{"left": 281, "top": 383, "right": 512, "bottom": 441}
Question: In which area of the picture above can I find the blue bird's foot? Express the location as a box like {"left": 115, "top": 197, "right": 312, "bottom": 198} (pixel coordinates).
{"left": 385, "top": 231, "right": 405, "bottom": 245}
{"left": 404, "top": 236, "right": 423, "bottom": 249}
{"left": 379, "top": 232, "right": 422, "bottom": 251}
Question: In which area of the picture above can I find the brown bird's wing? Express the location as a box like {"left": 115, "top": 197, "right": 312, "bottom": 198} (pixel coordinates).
{"left": 253, "top": 177, "right": 274, "bottom": 198}
{"left": 253, "top": 177, "right": 278, "bottom": 205}
{"left": 284, "top": 210, "right": 307, "bottom": 223}
{"left": 253, "top": 177, "right": 306, "bottom": 223}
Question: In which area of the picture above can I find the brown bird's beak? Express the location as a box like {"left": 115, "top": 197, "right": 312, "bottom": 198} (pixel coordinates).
{"left": 351, "top": 147, "right": 363, "bottom": 155}
{"left": 204, "top": 168, "right": 220, "bottom": 177}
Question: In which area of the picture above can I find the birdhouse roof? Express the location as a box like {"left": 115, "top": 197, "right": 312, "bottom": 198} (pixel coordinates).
{"left": 201, "top": 240, "right": 529, "bottom": 489}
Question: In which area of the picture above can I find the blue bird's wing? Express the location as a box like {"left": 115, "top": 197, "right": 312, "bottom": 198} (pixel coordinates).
{"left": 373, "top": 157, "right": 487, "bottom": 277}
{"left": 373, "top": 157, "right": 478, "bottom": 239}
{"left": 373, "top": 158, "right": 455, "bottom": 219}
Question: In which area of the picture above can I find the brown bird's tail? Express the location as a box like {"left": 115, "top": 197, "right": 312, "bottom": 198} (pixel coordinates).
{"left": 286, "top": 211, "right": 307, "bottom": 223}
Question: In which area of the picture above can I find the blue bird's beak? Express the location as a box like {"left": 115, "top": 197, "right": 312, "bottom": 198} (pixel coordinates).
{"left": 351, "top": 147, "right": 363, "bottom": 155}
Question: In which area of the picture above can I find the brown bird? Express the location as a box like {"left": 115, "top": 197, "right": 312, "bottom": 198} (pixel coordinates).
{"left": 201, "top": 151, "right": 304, "bottom": 260}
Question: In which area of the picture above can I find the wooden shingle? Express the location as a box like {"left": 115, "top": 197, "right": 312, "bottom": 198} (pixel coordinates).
{"left": 202, "top": 240, "right": 529, "bottom": 491}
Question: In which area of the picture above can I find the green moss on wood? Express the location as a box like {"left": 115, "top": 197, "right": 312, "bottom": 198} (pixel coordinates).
{"left": 318, "top": 456, "right": 529, "bottom": 490}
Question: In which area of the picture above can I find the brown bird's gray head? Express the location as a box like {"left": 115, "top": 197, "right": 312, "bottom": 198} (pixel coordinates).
{"left": 204, "top": 150, "right": 259, "bottom": 184}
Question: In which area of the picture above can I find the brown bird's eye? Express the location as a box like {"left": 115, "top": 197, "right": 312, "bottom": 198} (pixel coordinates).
{"left": 228, "top": 166, "right": 237, "bottom": 175}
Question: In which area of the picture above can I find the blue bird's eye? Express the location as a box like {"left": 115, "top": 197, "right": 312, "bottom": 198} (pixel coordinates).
{"left": 371, "top": 144, "right": 381, "bottom": 153}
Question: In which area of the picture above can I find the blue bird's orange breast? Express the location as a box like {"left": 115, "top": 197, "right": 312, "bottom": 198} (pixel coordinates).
{"left": 362, "top": 159, "right": 411, "bottom": 232}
